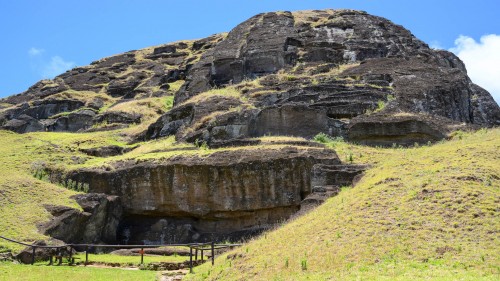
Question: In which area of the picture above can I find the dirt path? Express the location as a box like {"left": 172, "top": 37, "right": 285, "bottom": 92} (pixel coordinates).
{"left": 157, "top": 269, "right": 188, "bottom": 281}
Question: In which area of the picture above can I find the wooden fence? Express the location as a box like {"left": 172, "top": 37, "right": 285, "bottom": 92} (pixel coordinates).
{"left": 0, "top": 235, "right": 240, "bottom": 272}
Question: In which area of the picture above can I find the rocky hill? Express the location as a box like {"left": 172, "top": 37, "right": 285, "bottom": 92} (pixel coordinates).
{"left": 2, "top": 10, "right": 499, "bottom": 145}
{"left": 0, "top": 9, "right": 499, "bottom": 252}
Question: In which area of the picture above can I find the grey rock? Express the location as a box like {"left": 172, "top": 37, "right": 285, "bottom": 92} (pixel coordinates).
{"left": 66, "top": 147, "right": 340, "bottom": 243}
{"left": 47, "top": 109, "right": 96, "bottom": 132}
{"left": 40, "top": 193, "right": 123, "bottom": 244}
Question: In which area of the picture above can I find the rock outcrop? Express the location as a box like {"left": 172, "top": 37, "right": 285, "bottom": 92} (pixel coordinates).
{"left": 14, "top": 240, "right": 65, "bottom": 264}
{"left": 0, "top": 35, "right": 224, "bottom": 133}
{"left": 2, "top": 9, "right": 498, "bottom": 143}
{"left": 64, "top": 147, "right": 340, "bottom": 243}
{"left": 40, "top": 193, "right": 123, "bottom": 244}
{"left": 146, "top": 9, "right": 499, "bottom": 146}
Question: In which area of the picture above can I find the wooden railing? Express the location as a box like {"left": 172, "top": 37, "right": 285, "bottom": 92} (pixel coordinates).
{"left": 0, "top": 235, "right": 240, "bottom": 272}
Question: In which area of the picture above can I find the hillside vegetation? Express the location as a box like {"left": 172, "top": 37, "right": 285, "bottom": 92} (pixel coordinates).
{"left": 0, "top": 127, "right": 314, "bottom": 252}
{"left": 185, "top": 128, "right": 500, "bottom": 280}
{"left": 0, "top": 125, "right": 498, "bottom": 280}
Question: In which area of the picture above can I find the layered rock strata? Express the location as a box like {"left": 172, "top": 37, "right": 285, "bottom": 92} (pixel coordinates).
{"left": 65, "top": 147, "right": 340, "bottom": 243}
{"left": 147, "top": 10, "right": 499, "bottom": 146}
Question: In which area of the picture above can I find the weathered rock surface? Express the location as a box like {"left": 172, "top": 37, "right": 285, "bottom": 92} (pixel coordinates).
{"left": 40, "top": 193, "right": 123, "bottom": 244}
{"left": 147, "top": 9, "right": 499, "bottom": 146}
{"left": 2, "top": 9, "right": 498, "bottom": 142}
{"left": 0, "top": 36, "right": 224, "bottom": 133}
{"left": 65, "top": 147, "right": 340, "bottom": 243}
{"left": 299, "top": 164, "right": 368, "bottom": 215}
{"left": 79, "top": 145, "right": 136, "bottom": 157}
{"left": 177, "top": 10, "right": 428, "bottom": 102}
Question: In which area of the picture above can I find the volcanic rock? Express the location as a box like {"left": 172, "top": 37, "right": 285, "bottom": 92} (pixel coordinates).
{"left": 40, "top": 193, "right": 123, "bottom": 244}
{"left": 65, "top": 147, "right": 340, "bottom": 243}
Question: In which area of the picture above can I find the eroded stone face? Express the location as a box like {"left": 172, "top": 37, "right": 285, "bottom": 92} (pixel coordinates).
{"left": 0, "top": 36, "right": 225, "bottom": 133}
{"left": 177, "top": 10, "right": 431, "bottom": 103}
{"left": 65, "top": 147, "right": 340, "bottom": 243}
{"left": 40, "top": 193, "right": 123, "bottom": 244}
{"left": 147, "top": 9, "right": 499, "bottom": 147}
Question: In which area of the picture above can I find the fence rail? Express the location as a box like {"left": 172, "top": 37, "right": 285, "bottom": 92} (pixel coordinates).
{"left": 0, "top": 235, "right": 241, "bottom": 271}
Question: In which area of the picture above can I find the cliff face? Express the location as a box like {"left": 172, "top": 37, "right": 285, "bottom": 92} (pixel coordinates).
{"left": 146, "top": 10, "right": 499, "bottom": 146}
{"left": 1, "top": 9, "right": 498, "bottom": 142}
{"left": 60, "top": 147, "right": 340, "bottom": 242}
{"left": 65, "top": 147, "right": 341, "bottom": 243}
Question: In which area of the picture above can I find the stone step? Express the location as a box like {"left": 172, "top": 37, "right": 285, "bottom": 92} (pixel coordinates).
{"left": 297, "top": 164, "right": 370, "bottom": 215}
{"left": 311, "top": 164, "right": 369, "bottom": 188}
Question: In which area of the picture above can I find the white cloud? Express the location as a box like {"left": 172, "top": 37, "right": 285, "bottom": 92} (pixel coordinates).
{"left": 27, "top": 48, "right": 75, "bottom": 78}
{"left": 41, "top": 56, "right": 75, "bottom": 78}
{"left": 450, "top": 34, "right": 500, "bottom": 104}
{"left": 28, "top": 47, "right": 44, "bottom": 56}
{"left": 429, "top": 40, "right": 443, "bottom": 50}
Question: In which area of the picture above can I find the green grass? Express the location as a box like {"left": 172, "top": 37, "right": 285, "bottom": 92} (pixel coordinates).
{"left": 74, "top": 253, "right": 191, "bottom": 264}
{"left": 185, "top": 128, "right": 500, "bottom": 280}
{"left": 0, "top": 131, "right": 80, "bottom": 251}
{"left": 49, "top": 107, "right": 97, "bottom": 119}
{"left": 0, "top": 263, "right": 157, "bottom": 281}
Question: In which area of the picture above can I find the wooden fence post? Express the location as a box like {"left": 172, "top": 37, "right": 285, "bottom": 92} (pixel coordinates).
{"left": 140, "top": 247, "right": 144, "bottom": 265}
{"left": 85, "top": 246, "right": 88, "bottom": 266}
{"left": 211, "top": 242, "right": 215, "bottom": 265}
{"left": 58, "top": 248, "right": 63, "bottom": 265}
{"left": 69, "top": 246, "right": 73, "bottom": 265}
{"left": 31, "top": 246, "right": 36, "bottom": 265}
{"left": 189, "top": 246, "right": 193, "bottom": 273}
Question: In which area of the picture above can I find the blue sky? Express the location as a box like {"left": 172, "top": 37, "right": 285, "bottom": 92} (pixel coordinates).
{"left": 1, "top": 0, "right": 499, "bottom": 103}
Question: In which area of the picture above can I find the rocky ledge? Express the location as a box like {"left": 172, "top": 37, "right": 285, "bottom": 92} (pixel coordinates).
{"left": 146, "top": 9, "right": 499, "bottom": 146}
{"left": 57, "top": 146, "right": 358, "bottom": 244}
{"left": 42, "top": 152, "right": 368, "bottom": 246}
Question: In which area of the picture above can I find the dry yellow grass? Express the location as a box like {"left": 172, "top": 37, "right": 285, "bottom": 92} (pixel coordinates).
{"left": 179, "top": 87, "right": 243, "bottom": 106}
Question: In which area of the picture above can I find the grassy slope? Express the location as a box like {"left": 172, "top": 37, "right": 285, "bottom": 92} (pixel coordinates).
{"left": 1, "top": 124, "right": 498, "bottom": 280}
{"left": 0, "top": 128, "right": 164, "bottom": 250}
{"left": 0, "top": 94, "right": 176, "bottom": 251}
{"left": 0, "top": 131, "right": 81, "bottom": 251}
{"left": 186, "top": 129, "right": 500, "bottom": 280}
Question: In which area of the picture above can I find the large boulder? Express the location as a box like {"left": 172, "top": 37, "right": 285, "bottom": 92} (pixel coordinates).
{"left": 40, "top": 193, "right": 123, "bottom": 244}
{"left": 177, "top": 10, "right": 432, "bottom": 103}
